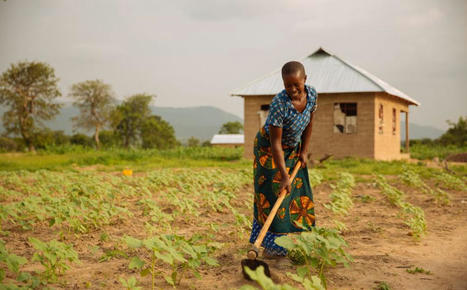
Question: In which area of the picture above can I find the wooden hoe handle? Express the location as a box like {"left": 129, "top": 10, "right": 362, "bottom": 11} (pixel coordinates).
{"left": 247, "top": 161, "right": 302, "bottom": 259}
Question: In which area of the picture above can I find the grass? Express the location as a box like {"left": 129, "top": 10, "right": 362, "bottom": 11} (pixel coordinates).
{"left": 406, "top": 143, "right": 466, "bottom": 160}
{"left": 0, "top": 147, "right": 249, "bottom": 171}
{"left": 1, "top": 147, "right": 465, "bottom": 178}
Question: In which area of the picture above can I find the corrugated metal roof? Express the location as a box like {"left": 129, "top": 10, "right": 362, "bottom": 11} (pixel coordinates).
{"left": 230, "top": 47, "right": 420, "bottom": 106}
{"left": 210, "top": 134, "right": 244, "bottom": 144}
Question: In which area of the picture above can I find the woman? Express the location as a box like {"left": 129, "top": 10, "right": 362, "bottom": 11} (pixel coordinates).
{"left": 249, "top": 60, "right": 318, "bottom": 257}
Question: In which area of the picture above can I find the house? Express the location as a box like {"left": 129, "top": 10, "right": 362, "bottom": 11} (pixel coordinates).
{"left": 210, "top": 134, "right": 244, "bottom": 148}
{"left": 230, "top": 47, "right": 420, "bottom": 160}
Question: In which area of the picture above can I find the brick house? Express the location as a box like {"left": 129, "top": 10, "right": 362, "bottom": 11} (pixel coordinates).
{"left": 230, "top": 47, "right": 420, "bottom": 160}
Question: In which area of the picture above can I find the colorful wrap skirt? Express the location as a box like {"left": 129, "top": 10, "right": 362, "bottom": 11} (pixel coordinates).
{"left": 249, "top": 126, "right": 316, "bottom": 256}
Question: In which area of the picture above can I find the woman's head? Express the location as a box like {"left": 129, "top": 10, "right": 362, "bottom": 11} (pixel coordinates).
{"left": 281, "top": 61, "right": 307, "bottom": 99}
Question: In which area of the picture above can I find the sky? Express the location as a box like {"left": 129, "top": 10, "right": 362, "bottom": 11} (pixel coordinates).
{"left": 0, "top": 0, "right": 466, "bottom": 130}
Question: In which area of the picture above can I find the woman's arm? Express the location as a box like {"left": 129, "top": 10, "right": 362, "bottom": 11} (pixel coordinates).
{"left": 269, "top": 125, "right": 291, "bottom": 193}
{"left": 299, "top": 111, "right": 315, "bottom": 167}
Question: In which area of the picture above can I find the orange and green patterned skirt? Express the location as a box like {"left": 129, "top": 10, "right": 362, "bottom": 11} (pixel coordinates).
{"left": 249, "top": 126, "right": 315, "bottom": 255}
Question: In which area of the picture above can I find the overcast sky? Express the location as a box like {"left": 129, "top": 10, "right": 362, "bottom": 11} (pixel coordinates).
{"left": 1, "top": 0, "right": 466, "bottom": 130}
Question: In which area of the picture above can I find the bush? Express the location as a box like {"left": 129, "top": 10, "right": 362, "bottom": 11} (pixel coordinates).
{"left": 70, "top": 133, "right": 93, "bottom": 147}
{"left": 0, "top": 137, "right": 18, "bottom": 152}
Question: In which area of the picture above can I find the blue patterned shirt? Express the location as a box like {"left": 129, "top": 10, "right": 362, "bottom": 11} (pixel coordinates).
{"left": 264, "top": 84, "right": 318, "bottom": 146}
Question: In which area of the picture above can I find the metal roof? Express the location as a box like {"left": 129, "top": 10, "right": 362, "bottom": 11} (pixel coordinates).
{"left": 230, "top": 47, "right": 419, "bottom": 106}
{"left": 210, "top": 134, "right": 244, "bottom": 144}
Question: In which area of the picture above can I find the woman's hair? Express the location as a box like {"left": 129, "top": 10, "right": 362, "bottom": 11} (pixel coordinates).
{"left": 281, "top": 61, "right": 305, "bottom": 77}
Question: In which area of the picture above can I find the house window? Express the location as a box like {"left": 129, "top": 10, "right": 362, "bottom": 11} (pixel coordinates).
{"left": 334, "top": 103, "right": 357, "bottom": 134}
{"left": 258, "top": 104, "right": 270, "bottom": 127}
{"left": 378, "top": 103, "right": 384, "bottom": 134}
{"left": 392, "top": 108, "right": 397, "bottom": 135}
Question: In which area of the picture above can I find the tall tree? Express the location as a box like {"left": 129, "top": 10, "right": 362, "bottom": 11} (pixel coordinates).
{"left": 111, "top": 94, "right": 154, "bottom": 148}
{"left": 0, "top": 61, "right": 62, "bottom": 152}
{"left": 437, "top": 116, "right": 466, "bottom": 146}
{"left": 69, "top": 79, "right": 116, "bottom": 149}
{"left": 141, "top": 115, "right": 178, "bottom": 149}
{"left": 219, "top": 121, "right": 243, "bottom": 134}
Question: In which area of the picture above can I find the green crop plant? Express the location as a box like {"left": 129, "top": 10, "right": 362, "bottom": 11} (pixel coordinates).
{"left": 406, "top": 266, "right": 431, "bottom": 275}
{"left": 374, "top": 175, "right": 426, "bottom": 240}
{"left": 324, "top": 172, "right": 355, "bottom": 216}
{"left": 276, "top": 226, "right": 353, "bottom": 288}
{"left": 124, "top": 234, "right": 218, "bottom": 289}
{"left": 120, "top": 276, "right": 142, "bottom": 290}
{"left": 433, "top": 171, "right": 467, "bottom": 191}
{"left": 28, "top": 237, "right": 79, "bottom": 283}
{"left": 399, "top": 166, "right": 450, "bottom": 205}
{"left": 308, "top": 169, "right": 324, "bottom": 187}
{"left": 240, "top": 265, "right": 296, "bottom": 290}
{"left": 0, "top": 239, "right": 31, "bottom": 288}
{"left": 374, "top": 281, "right": 391, "bottom": 290}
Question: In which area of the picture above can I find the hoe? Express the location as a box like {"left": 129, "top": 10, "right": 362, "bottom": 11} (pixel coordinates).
{"left": 241, "top": 160, "right": 301, "bottom": 280}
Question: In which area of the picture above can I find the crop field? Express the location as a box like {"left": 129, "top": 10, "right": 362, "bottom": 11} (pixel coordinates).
{"left": 0, "top": 149, "right": 466, "bottom": 290}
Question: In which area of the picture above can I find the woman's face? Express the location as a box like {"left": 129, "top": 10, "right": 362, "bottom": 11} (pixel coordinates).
{"left": 282, "top": 71, "right": 307, "bottom": 99}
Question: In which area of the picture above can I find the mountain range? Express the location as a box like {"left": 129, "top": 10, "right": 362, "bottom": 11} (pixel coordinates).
{"left": 0, "top": 105, "right": 444, "bottom": 142}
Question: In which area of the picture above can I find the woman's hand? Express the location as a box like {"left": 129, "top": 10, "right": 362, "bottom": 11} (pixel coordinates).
{"left": 298, "top": 152, "right": 308, "bottom": 168}
{"left": 279, "top": 175, "right": 291, "bottom": 194}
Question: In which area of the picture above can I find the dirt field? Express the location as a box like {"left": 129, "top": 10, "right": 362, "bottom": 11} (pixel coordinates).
{"left": 2, "top": 166, "right": 466, "bottom": 290}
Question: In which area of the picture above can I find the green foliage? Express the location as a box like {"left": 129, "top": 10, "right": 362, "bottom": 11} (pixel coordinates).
{"left": 111, "top": 93, "right": 154, "bottom": 148}
{"left": 308, "top": 169, "right": 324, "bottom": 187}
{"left": 123, "top": 234, "right": 218, "bottom": 288}
{"left": 218, "top": 121, "right": 243, "bottom": 134}
{"left": 438, "top": 116, "right": 466, "bottom": 146}
{"left": 240, "top": 266, "right": 296, "bottom": 290}
{"left": 187, "top": 136, "right": 200, "bottom": 147}
{"left": 408, "top": 143, "right": 467, "bottom": 160}
{"left": 374, "top": 281, "right": 391, "bottom": 290}
{"left": 374, "top": 175, "right": 426, "bottom": 240}
{"left": 0, "top": 239, "right": 27, "bottom": 281}
{"left": 399, "top": 166, "right": 450, "bottom": 205}
{"left": 141, "top": 115, "right": 178, "bottom": 149}
{"left": 29, "top": 237, "right": 79, "bottom": 282}
{"left": 70, "top": 133, "right": 94, "bottom": 147}
{"left": 33, "top": 128, "right": 70, "bottom": 149}
{"left": 276, "top": 227, "right": 353, "bottom": 288}
{"left": 0, "top": 61, "right": 62, "bottom": 151}
{"left": 0, "top": 170, "right": 130, "bottom": 233}
{"left": 323, "top": 172, "right": 355, "bottom": 215}
{"left": 406, "top": 266, "right": 431, "bottom": 275}
{"left": 119, "top": 276, "right": 142, "bottom": 290}
{"left": 0, "top": 137, "right": 19, "bottom": 152}
{"left": 69, "top": 79, "right": 116, "bottom": 149}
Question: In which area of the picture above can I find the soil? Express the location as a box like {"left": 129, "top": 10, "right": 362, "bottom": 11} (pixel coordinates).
{"left": 2, "top": 169, "right": 467, "bottom": 290}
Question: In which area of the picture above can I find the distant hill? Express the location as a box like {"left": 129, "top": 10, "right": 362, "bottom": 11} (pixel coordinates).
{"left": 400, "top": 122, "right": 444, "bottom": 141}
{"left": 0, "top": 105, "right": 243, "bottom": 142}
{"left": 0, "top": 105, "right": 444, "bottom": 141}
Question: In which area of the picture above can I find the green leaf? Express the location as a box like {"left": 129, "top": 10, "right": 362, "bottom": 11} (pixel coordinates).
{"left": 128, "top": 256, "right": 144, "bottom": 270}
{"left": 275, "top": 236, "right": 295, "bottom": 249}
{"left": 140, "top": 268, "right": 151, "bottom": 277}
{"left": 124, "top": 236, "right": 143, "bottom": 249}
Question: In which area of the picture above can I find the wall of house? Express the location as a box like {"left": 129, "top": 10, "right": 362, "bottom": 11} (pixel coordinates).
{"left": 373, "top": 92, "right": 410, "bottom": 160}
{"left": 309, "top": 92, "right": 376, "bottom": 160}
{"left": 243, "top": 92, "right": 377, "bottom": 160}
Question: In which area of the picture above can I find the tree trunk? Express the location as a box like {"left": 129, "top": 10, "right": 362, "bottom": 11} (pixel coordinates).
{"left": 19, "top": 116, "right": 35, "bottom": 153}
{"left": 94, "top": 126, "right": 101, "bottom": 150}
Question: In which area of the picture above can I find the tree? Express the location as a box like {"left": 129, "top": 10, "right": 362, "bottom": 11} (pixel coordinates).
{"left": 219, "top": 121, "right": 243, "bottom": 134}
{"left": 111, "top": 94, "right": 154, "bottom": 148}
{"left": 437, "top": 116, "right": 467, "bottom": 146}
{"left": 141, "top": 115, "right": 178, "bottom": 149}
{"left": 0, "top": 61, "right": 62, "bottom": 152}
{"left": 187, "top": 136, "right": 200, "bottom": 147}
{"left": 69, "top": 79, "right": 116, "bottom": 149}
